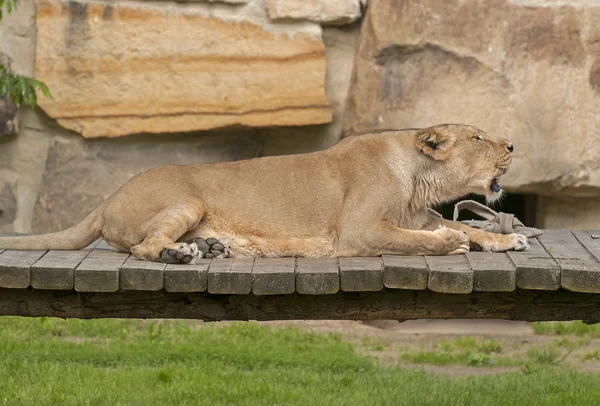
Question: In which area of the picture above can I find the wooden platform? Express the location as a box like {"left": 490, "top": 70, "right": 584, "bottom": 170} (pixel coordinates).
{"left": 0, "top": 229, "right": 599, "bottom": 322}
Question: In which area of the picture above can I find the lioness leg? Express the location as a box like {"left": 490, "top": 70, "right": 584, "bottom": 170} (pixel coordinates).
{"left": 339, "top": 221, "right": 470, "bottom": 256}
{"left": 424, "top": 214, "right": 529, "bottom": 252}
{"left": 130, "top": 204, "right": 205, "bottom": 263}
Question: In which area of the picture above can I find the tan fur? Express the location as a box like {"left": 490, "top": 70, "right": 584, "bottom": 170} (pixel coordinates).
{"left": 0, "top": 124, "right": 529, "bottom": 261}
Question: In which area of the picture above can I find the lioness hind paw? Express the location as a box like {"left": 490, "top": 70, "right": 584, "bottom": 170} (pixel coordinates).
{"left": 160, "top": 242, "right": 200, "bottom": 264}
{"left": 193, "top": 237, "right": 233, "bottom": 259}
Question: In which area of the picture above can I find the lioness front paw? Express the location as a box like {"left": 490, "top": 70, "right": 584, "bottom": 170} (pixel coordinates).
{"left": 160, "top": 242, "right": 200, "bottom": 264}
{"left": 433, "top": 226, "right": 470, "bottom": 255}
{"left": 193, "top": 237, "right": 233, "bottom": 259}
{"left": 476, "top": 233, "right": 530, "bottom": 252}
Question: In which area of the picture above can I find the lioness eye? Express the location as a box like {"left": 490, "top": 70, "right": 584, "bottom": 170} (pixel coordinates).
{"left": 474, "top": 135, "right": 483, "bottom": 141}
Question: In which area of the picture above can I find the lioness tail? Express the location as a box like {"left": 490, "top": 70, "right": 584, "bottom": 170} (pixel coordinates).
{"left": 0, "top": 208, "right": 103, "bottom": 251}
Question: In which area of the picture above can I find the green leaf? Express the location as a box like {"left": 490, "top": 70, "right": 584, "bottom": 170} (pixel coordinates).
{"left": 0, "top": 68, "right": 53, "bottom": 109}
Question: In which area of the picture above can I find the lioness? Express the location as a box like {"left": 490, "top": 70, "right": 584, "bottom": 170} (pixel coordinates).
{"left": 0, "top": 124, "right": 529, "bottom": 263}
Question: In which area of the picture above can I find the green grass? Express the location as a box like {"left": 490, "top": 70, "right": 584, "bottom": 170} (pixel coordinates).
{"left": 0, "top": 317, "right": 599, "bottom": 406}
{"left": 532, "top": 321, "right": 600, "bottom": 337}
{"left": 401, "top": 337, "right": 508, "bottom": 367}
{"left": 581, "top": 350, "right": 600, "bottom": 362}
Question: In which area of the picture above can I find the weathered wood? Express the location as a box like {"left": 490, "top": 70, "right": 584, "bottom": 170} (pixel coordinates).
{"left": 94, "top": 239, "right": 114, "bottom": 250}
{"left": 426, "top": 255, "right": 473, "bottom": 294}
{"left": 252, "top": 258, "right": 295, "bottom": 295}
{"left": 164, "top": 261, "right": 210, "bottom": 292}
{"left": 339, "top": 258, "right": 383, "bottom": 292}
{"left": 30, "top": 250, "right": 90, "bottom": 290}
{"left": 296, "top": 258, "right": 339, "bottom": 295}
{"left": 208, "top": 258, "right": 253, "bottom": 295}
{"left": 1, "top": 288, "right": 599, "bottom": 324}
{"left": 74, "top": 250, "right": 129, "bottom": 292}
{"left": 539, "top": 229, "right": 600, "bottom": 293}
{"left": 573, "top": 230, "right": 600, "bottom": 262}
{"left": 382, "top": 255, "right": 428, "bottom": 290}
{"left": 0, "top": 250, "right": 46, "bottom": 288}
{"left": 467, "top": 252, "right": 516, "bottom": 292}
{"left": 119, "top": 257, "right": 165, "bottom": 291}
{"left": 508, "top": 238, "right": 560, "bottom": 291}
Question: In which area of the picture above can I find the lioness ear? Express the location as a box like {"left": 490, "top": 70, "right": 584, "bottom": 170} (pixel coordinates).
{"left": 415, "top": 129, "right": 456, "bottom": 160}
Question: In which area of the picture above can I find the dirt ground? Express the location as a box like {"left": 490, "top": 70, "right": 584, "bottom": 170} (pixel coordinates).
{"left": 260, "top": 320, "right": 600, "bottom": 375}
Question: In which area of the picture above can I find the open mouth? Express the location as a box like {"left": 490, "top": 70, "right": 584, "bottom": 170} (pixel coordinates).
{"left": 491, "top": 177, "right": 502, "bottom": 193}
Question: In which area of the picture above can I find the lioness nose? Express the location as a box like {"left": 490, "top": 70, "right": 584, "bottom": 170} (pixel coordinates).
{"left": 506, "top": 143, "right": 514, "bottom": 153}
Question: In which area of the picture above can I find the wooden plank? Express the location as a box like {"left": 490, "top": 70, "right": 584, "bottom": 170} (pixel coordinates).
{"left": 0, "top": 250, "right": 46, "bottom": 288}
{"left": 119, "top": 257, "right": 165, "bottom": 291}
{"left": 94, "top": 239, "right": 114, "bottom": 250}
{"left": 164, "top": 260, "right": 210, "bottom": 292}
{"left": 252, "top": 258, "right": 295, "bottom": 295}
{"left": 467, "top": 252, "right": 516, "bottom": 292}
{"left": 539, "top": 229, "right": 600, "bottom": 293}
{"left": 507, "top": 238, "right": 560, "bottom": 290}
{"left": 31, "top": 250, "right": 90, "bottom": 290}
{"left": 339, "top": 258, "right": 383, "bottom": 292}
{"left": 573, "top": 230, "right": 600, "bottom": 262}
{"left": 4, "top": 288, "right": 600, "bottom": 324}
{"left": 382, "top": 255, "right": 428, "bottom": 290}
{"left": 84, "top": 239, "right": 102, "bottom": 250}
{"left": 208, "top": 258, "right": 253, "bottom": 294}
{"left": 426, "top": 255, "right": 473, "bottom": 294}
{"left": 296, "top": 258, "right": 339, "bottom": 295}
{"left": 74, "top": 250, "right": 129, "bottom": 292}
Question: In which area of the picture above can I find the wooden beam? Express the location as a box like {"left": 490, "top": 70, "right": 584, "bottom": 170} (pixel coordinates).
{"left": 252, "top": 258, "right": 295, "bottom": 295}
{"left": 0, "top": 288, "right": 599, "bottom": 324}
{"left": 208, "top": 258, "right": 253, "bottom": 295}
{"left": 382, "top": 255, "right": 428, "bottom": 290}
{"left": 0, "top": 250, "right": 46, "bottom": 289}
{"left": 296, "top": 258, "right": 339, "bottom": 295}
{"left": 507, "top": 238, "right": 560, "bottom": 291}
{"left": 467, "top": 252, "right": 516, "bottom": 292}
{"left": 426, "top": 255, "right": 473, "bottom": 294}
{"left": 540, "top": 230, "right": 600, "bottom": 293}
{"left": 339, "top": 258, "right": 383, "bottom": 292}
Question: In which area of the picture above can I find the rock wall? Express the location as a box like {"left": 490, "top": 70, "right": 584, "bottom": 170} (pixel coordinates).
{"left": 1, "top": 0, "right": 599, "bottom": 232}
{"left": 343, "top": 0, "right": 600, "bottom": 228}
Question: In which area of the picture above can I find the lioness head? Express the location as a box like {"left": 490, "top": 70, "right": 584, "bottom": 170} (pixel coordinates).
{"left": 414, "top": 124, "right": 513, "bottom": 203}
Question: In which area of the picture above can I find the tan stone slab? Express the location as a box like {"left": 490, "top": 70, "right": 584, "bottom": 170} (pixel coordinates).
{"left": 339, "top": 258, "right": 383, "bottom": 292}
{"left": 0, "top": 250, "right": 46, "bottom": 288}
{"left": 507, "top": 238, "right": 560, "bottom": 290}
{"left": 31, "top": 250, "right": 90, "bottom": 290}
{"left": 252, "top": 258, "right": 295, "bottom": 295}
{"left": 75, "top": 250, "right": 129, "bottom": 292}
{"left": 426, "top": 256, "right": 473, "bottom": 294}
{"left": 539, "top": 229, "right": 600, "bottom": 293}
{"left": 208, "top": 258, "right": 253, "bottom": 295}
{"left": 296, "top": 258, "right": 339, "bottom": 295}
{"left": 119, "top": 257, "right": 165, "bottom": 291}
{"left": 466, "top": 252, "right": 516, "bottom": 292}
{"left": 382, "top": 255, "right": 428, "bottom": 290}
{"left": 265, "top": 0, "right": 361, "bottom": 25}
{"left": 343, "top": 0, "right": 600, "bottom": 198}
{"left": 35, "top": 0, "right": 331, "bottom": 138}
{"left": 164, "top": 261, "right": 210, "bottom": 292}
